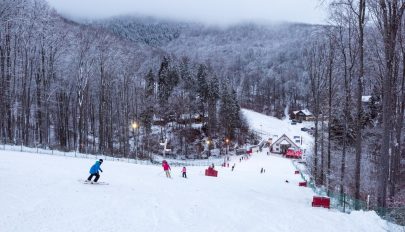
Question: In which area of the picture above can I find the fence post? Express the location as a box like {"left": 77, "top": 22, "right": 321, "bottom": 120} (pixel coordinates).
{"left": 367, "top": 195, "right": 370, "bottom": 210}
{"left": 343, "top": 195, "right": 346, "bottom": 213}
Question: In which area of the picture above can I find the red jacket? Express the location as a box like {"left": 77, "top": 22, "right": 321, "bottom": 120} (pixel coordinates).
{"left": 162, "top": 163, "right": 170, "bottom": 171}
{"left": 182, "top": 167, "right": 186, "bottom": 173}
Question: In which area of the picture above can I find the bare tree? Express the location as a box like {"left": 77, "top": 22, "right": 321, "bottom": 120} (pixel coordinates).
{"left": 369, "top": 0, "right": 405, "bottom": 208}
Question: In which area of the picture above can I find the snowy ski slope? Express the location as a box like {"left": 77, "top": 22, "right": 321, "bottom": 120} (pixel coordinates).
{"left": 0, "top": 152, "right": 402, "bottom": 231}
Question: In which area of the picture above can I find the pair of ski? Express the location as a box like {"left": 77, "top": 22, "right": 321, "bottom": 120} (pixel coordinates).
{"left": 80, "top": 180, "right": 109, "bottom": 185}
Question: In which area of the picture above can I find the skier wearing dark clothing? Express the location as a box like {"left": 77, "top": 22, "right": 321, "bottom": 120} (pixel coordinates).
{"left": 87, "top": 159, "right": 103, "bottom": 182}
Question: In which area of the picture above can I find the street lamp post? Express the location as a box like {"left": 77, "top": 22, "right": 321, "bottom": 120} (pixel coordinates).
{"left": 206, "top": 140, "right": 211, "bottom": 157}
{"left": 224, "top": 138, "right": 230, "bottom": 165}
{"left": 132, "top": 122, "right": 138, "bottom": 159}
{"left": 225, "top": 138, "right": 229, "bottom": 155}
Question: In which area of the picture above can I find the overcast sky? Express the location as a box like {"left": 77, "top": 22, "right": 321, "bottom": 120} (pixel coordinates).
{"left": 45, "top": 0, "right": 327, "bottom": 25}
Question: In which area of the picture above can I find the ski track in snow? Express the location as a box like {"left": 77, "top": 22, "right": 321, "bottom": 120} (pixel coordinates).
{"left": 0, "top": 150, "right": 402, "bottom": 232}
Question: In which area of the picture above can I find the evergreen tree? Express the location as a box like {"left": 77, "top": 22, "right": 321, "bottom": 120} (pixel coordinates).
{"left": 196, "top": 64, "right": 209, "bottom": 116}
{"left": 219, "top": 87, "right": 241, "bottom": 139}
{"left": 145, "top": 69, "right": 155, "bottom": 98}
{"left": 157, "top": 57, "right": 176, "bottom": 122}
{"left": 179, "top": 57, "right": 193, "bottom": 89}
{"left": 141, "top": 69, "right": 155, "bottom": 134}
{"left": 207, "top": 75, "right": 220, "bottom": 136}
{"left": 167, "top": 67, "right": 179, "bottom": 93}
{"left": 158, "top": 57, "right": 170, "bottom": 106}
{"left": 230, "top": 89, "right": 242, "bottom": 129}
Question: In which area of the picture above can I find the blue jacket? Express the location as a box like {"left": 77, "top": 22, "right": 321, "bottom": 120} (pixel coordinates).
{"left": 89, "top": 161, "right": 103, "bottom": 174}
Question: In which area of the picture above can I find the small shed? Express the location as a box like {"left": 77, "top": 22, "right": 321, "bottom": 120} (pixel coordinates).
{"left": 291, "top": 109, "right": 314, "bottom": 121}
{"left": 271, "top": 134, "right": 300, "bottom": 154}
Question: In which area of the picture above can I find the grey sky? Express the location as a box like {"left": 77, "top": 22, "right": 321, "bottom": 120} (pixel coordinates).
{"left": 45, "top": 0, "right": 327, "bottom": 25}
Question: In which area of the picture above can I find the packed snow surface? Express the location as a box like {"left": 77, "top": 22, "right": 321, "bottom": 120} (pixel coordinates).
{"left": 0, "top": 150, "right": 401, "bottom": 232}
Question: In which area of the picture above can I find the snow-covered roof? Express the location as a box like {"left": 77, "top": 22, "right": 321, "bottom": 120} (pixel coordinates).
{"left": 293, "top": 109, "right": 312, "bottom": 116}
{"left": 362, "top": 96, "right": 371, "bottom": 103}
{"left": 294, "top": 109, "right": 312, "bottom": 116}
{"left": 272, "top": 134, "right": 300, "bottom": 149}
{"left": 300, "top": 109, "right": 312, "bottom": 116}
{"left": 180, "top": 113, "right": 200, "bottom": 120}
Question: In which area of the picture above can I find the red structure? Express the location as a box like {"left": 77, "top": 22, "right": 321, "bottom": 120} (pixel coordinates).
{"left": 285, "top": 149, "right": 302, "bottom": 159}
{"left": 205, "top": 167, "right": 218, "bottom": 177}
{"left": 299, "top": 181, "right": 307, "bottom": 187}
{"left": 311, "top": 196, "right": 330, "bottom": 209}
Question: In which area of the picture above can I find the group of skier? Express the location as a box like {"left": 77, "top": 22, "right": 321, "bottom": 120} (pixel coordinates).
{"left": 161, "top": 160, "right": 187, "bottom": 178}
{"left": 85, "top": 159, "right": 188, "bottom": 183}
{"left": 85, "top": 155, "right": 262, "bottom": 183}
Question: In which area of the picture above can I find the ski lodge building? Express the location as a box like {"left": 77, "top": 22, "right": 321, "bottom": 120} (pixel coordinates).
{"left": 270, "top": 134, "right": 300, "bottom": 154}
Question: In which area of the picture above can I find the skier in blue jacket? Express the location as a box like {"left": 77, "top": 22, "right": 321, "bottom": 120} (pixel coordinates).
{"left": 87, "top": 159, "right": 103, "bottom": 182}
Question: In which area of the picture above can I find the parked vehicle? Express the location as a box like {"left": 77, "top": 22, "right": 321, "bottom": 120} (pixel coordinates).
{"left": 236, "top": 148, "right": 247, "bottom": 155}
{"left": 291, "top": 122, "right": 297, "bottom": 125}
{"left": 301, "top": 127, "right": 309, "bottom": 131}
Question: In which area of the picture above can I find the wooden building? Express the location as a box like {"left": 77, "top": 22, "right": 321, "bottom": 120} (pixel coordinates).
{"left": 291, "top": 109, "right": 314, "bottom": 121}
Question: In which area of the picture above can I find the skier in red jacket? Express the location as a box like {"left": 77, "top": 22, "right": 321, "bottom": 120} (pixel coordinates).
{"left": 162, "top": 161, "right": 171, "bottom": 178}
{"left": 182, "top": 166, "right": 187, "bottom": 178}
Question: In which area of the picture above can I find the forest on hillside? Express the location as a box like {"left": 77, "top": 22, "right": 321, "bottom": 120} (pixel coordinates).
{"left": 0, "top": 0, "right": 318, "bottom": 158}
{"left": 0, "top": 0, "right": 254, "bottom": 161}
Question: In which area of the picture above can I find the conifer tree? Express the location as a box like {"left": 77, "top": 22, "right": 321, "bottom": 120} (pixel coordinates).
{"left": 141, "top": 69, "right": 155, "bottom": 134}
